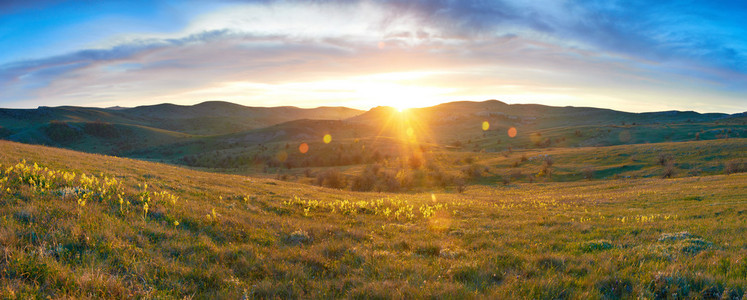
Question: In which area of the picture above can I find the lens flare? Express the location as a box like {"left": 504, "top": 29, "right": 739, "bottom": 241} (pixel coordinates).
{"left": 508, "top": 127, "right": 517, "bottom": 138}
{"left": 482, "top": 121, "right": 490, "bottom": 131}
{"left": 323, "top": 134, "right": 332, "bottom": 144}
{"left": 299, "top": 143, "right": 309, "bottom": 154}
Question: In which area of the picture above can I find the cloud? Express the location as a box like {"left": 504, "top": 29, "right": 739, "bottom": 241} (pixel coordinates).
{"left": 0, "top": 0, "right": 744, "bottom": 113}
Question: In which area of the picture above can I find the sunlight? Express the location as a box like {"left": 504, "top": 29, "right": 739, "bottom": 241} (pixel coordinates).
{"left": 354, "top": 78, "right": 451, "bottom": 110}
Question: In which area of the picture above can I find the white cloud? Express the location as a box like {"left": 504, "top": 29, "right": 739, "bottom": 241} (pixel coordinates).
{"left": 1, "top": 0, "right": 744, "bottom": 113}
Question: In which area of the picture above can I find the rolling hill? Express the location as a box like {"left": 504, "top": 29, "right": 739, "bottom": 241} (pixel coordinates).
{"left": 0, "top": 139, "right": 745, "bottom": 298}
{"left": 1, "top": 100, "right": 744, "bottom": 186}
{"left": 0, "top": 101, "right": 362, "bottom": 137}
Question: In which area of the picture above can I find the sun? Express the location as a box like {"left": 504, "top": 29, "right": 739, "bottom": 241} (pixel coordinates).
{"left": 392, "top": 104, "right": 410, "bottom": 112}
{"left": 353, "top": 79, "right": 446, "bottom": 112}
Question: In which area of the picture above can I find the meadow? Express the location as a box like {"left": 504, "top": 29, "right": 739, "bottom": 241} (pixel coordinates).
{"left": 0, "top": 140, "right": 745, "bottom": 299}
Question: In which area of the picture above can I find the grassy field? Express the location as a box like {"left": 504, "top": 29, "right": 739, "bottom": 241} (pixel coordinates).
{"left": 0, "top": 140, "right": 745, "bottom": 298}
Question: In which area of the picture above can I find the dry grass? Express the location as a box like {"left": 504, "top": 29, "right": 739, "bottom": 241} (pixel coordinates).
{"left": 0, "top": 140, "right": 745, "bottom": 298}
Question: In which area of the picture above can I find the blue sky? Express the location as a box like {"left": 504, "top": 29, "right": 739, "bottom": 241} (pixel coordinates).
{"left": 1, "top": 0, "right": 745, "bottom": 113}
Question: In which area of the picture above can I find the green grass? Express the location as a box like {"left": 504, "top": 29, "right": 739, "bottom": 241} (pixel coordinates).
{"left": 0, "top": 140, "right": 745, "bottom": 298}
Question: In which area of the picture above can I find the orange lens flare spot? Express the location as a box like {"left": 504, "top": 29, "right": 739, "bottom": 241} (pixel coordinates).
{"left": 482, "top": 121, "right": 490, "bottom": 131}
{"left": 508, "top": 127, "right": 517, "bottom": 138}
{"left": 299, "top": 143, "right": 309, "bottom": 154}
{"left": 323, "top": 134, "right": 332, "bottom": 144}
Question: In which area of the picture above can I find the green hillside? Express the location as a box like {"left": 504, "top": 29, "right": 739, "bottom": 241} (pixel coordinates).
{"left": 0, "top": 140, "right": 745, "bottom": 298}
{"left": 0, "top": 101, "right": 363, "bottom": 147}
{"left": 1, "top": 101, "right": 743, "bottom": 178}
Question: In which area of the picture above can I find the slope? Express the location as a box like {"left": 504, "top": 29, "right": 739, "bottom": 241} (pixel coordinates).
{"left": 0, "top": 140, "right": 745, "bottom": 298}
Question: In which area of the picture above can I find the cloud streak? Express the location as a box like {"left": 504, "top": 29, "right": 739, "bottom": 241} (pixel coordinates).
{"left": 0, "top": 0, "right": 744, "bottom": 113}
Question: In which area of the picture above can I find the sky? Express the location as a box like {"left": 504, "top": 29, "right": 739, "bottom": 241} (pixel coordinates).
{"left": 1, "top": 0, "right": 745, "bottom": 113}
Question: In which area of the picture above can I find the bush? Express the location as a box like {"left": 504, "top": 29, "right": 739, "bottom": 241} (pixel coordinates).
{"left": 408, "top": 154, "right": 423, "bottom": 169}
{"left": 583, "top": 167, "right": 594, "bottom": 180}
{"left": 316, "top": 169, "right": 346, "bottom": 189}
{"left": 376, "top": 171, "right": 401, "bottom": 192}
{"left": 543, "top": 155, "right": 554, "bottom": 167}
{"left": 462, "top": 164, "right": 484, "bottom": 179}
{"left": 350, "top": 170, "right": 376, "bottom": 192}
{"left": 657, "top": 153, "right": 673, "bottom": 166}
{"left": 538, "top": 164, "right": 552, "bottom": 178}
{"left": 454, "top": 177, "right": 466, "bottom": 193}
{"left": 83, "top": 121, "right": 120, "bottom": 138}
{"left": 662, "top": 161, "right": 675, "bottom": 178}
{"left": 44, "top": 120, "right": 82, "bottom": 143}
{"left": 724, "top": 159, "right": 746, "bottom": 174}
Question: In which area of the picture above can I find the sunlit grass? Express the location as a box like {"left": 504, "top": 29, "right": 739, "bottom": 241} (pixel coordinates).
{"left": 0, "top": 140, "right": 745, "bottom": 298}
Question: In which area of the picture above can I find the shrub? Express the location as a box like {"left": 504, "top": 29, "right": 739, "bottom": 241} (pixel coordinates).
{"left": 724, "top": 159, "right": 746, "bottom": 174}
{"left": 316, "top": 169, "right": 346, "bottom": 189}
{"left": 657, "top": 153, "right": 673, "bottom": 166}
{"left": 662, "top": 161, "right": 675, "bottom": 178}
{"left": 538, "top": 163, "right": 552, "bottom": 178}
{"left": 83, "top": 121, "right": 120, "bottom": 138}
{"left": 408, "top": 154, "right": 423, "bottom": 169}
{"left": 350, "top": 171, "right": 376, "bottom": 191}
{"left": 462, "top": 164, "right": 484, "bottom": 179}
{"left": 543, "top": 155, "right": 554, "bottom": 167}
{"left": 375, "top": 170, "right": 400, "bottom": 192}
{"left": 583, "top": 167, "right": 594, "bottom": 180}
{"left": 44, "top": 120, "right": 82, "bottom": 143}
{"left": 501, "top": 176, "right": 510, "bottom": 186}
{"left": 454, "top": 177, "right": 466, "bottom": 193}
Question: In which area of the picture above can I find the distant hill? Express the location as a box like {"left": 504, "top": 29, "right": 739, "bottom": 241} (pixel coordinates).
{"left": 0, "top": 100, "right": 744, "bottom": 171}
{"left": 0, "top": 101, "right": 363, "bottom": 154}
{"left": 0, "top": 101, "right": 362, "bottom": 135}
{"left": 117, "top": 101, "right": 362, "bottom": 135}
